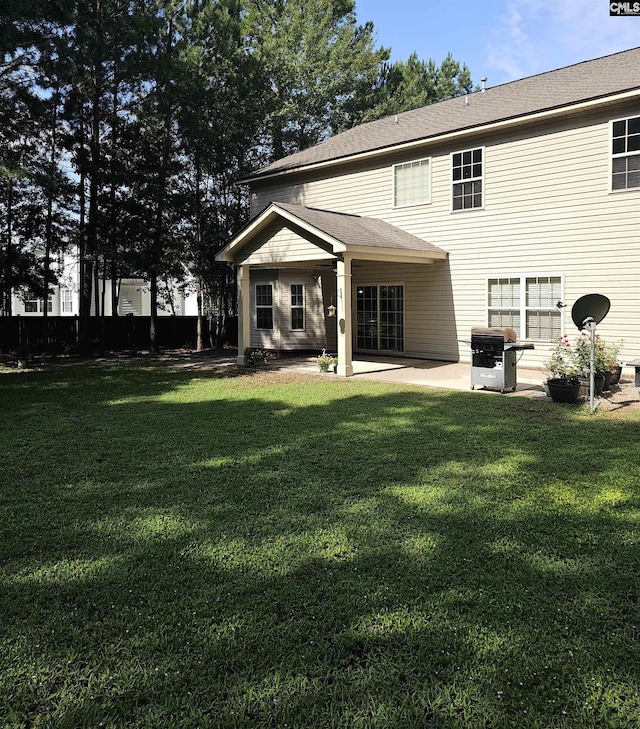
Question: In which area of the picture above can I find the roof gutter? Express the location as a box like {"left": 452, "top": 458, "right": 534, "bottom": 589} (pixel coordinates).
{"left": 239, "top": 88, "right": 640, "bottom": 185}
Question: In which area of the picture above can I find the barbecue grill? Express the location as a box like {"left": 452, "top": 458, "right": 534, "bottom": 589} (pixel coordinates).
{"left": 470, "top": 327, "right": 534, "bottom": 393}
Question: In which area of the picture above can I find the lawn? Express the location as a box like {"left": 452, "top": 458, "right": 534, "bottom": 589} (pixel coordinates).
{"left": 1, "top": 362, "right": 639, "bottom": 728}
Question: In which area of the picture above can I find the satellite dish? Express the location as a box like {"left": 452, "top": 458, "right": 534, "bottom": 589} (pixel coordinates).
{"left": 571, "top": 294, "right": 610, "bottom": 330}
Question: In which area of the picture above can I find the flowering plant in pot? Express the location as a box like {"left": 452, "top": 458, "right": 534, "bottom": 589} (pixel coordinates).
{"left": 544, "top": 336, "right": 581, "bottom": 403}
{"left": 314, "top": 348, "right": 338, "bottom": 373}
{"left": 604, "top": 339, "right": 624, "bottom": 386}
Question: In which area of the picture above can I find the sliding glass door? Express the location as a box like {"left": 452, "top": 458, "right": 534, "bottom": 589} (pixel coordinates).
{"left": 356, "top": 285, "right": 404, "bottom": 353}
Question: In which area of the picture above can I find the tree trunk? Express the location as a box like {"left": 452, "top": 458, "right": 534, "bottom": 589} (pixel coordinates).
{"left": 111, "top": 260, "right": 118, "bottom": 315}
{"left": 149, "top": 269, "right": 158, "bottom": 353}
{"left": 78, "top": 104, "right": 92, "bottom": 356}
{"left": 196, "top": 277, "right": 204, "bottom": 351}
{"left": 43, "top": 85, "right": 59, "bottom": 328}
{"left": 4, "top": 177, "right": 14, "bottom": 316}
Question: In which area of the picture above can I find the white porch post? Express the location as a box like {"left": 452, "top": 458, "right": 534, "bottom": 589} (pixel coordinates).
{"left": 237, "top": 264, "right": 251, "bottom": 366}
{"left": 336, "top": 255, "right": 353, "bottom": 377}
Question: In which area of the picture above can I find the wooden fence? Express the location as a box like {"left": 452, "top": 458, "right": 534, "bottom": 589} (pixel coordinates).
{"left": 0, "top": 316, "right": 238, "bottom": 353}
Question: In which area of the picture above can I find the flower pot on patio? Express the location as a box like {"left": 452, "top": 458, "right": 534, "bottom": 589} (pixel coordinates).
{"left": 610, "top": 365, "right": 622, "bottom": 386}
{"left": 546, "top": 378, "right": 581, "bottom": 404}
{"left": 601, "top": 370, "right": 614, "bottom": 392}
{"left": 578, "top": 374, "right": 605, "bottom": 399}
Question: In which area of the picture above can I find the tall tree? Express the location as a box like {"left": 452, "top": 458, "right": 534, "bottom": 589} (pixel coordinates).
{"left": 246, "top": 0, "right": 388, "bottom": 161}
{"left": 358, "top": 52, "right": 474, "bottom": 122}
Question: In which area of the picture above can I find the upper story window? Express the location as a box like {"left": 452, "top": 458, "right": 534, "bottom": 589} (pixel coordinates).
{"left": 612, "top": 115, "right": 640, "bottom": 190}
{"left": 488, "top": 275, "right": 561, "bottom": 341}
{"left": 290, "top": 284, "right": 304, "bottom": 330}
{"left": 452, "top": 148, "right": 483, "bottom": 210}
{"left": 61, "top": 288, "right": 73, "bottom": 314}
{"left": 393, "top": 158, "right": 431, "bottom": 207}
{"left": 255, "top": 284, "right": 273, "bottom": 330}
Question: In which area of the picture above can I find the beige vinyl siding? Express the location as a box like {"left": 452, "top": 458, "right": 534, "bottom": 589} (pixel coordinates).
{"left": 240, "top": 221, "right": 334, "bottom": 265}
{"left": 250, "top": 270, "right": 280, "bottom": 349}
{"left": 118, "top": 284, "right": 145, "bottom": 316}
{"left": 250, "top": 102, "right": 640, "bottom": 369}
{"left": 249, "top": 268, "right": 333, "bottom": 351}
{"left": 279, "top": 271, "right": 328, "bottom": 350}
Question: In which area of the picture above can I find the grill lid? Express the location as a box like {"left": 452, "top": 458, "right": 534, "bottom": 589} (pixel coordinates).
{"left": 471, "top": 327, "right": 517, "bottom": 343}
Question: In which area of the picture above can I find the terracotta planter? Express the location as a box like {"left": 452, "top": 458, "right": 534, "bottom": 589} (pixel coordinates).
{"left": 546, "top": 378, "right": 581, "bottom": 404}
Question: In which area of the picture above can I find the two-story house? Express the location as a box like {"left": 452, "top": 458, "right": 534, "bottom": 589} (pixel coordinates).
{"left": 217, "top": 47, "right": 640, "bottom": 376}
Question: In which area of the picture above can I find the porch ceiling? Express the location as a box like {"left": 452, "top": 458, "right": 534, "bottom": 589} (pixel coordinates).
{"left": 216, "top": 202, "right": 448, "bottom": 266}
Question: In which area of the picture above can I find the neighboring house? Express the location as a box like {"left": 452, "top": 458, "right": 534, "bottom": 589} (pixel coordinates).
{"left": 11, "top": 247, "right": 198, "bottom": 317}
{"left": 219, "top": 47, "right": 640, "bottom": 376}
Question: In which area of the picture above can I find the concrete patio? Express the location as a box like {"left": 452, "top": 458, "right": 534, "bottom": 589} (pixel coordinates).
{"left": 272, "top": 354, "right": 549, "bottom": 400}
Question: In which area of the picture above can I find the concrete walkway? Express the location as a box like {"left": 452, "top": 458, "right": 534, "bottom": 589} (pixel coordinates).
{"left": 273, "top": 354, "right": 548, "bottom": 400}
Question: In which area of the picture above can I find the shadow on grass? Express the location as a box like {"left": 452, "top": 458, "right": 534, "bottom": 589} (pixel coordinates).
{"left": 1, "top": 367, "right": 640, "bottom": 727}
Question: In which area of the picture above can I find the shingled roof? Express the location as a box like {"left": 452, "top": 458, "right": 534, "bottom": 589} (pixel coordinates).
{"left": 217, "top": 202, "right": 448, "bottom": 262}
{"left": 274, "top": 203, "right": 447, "bottom": 254}
{"left": 244, "top": 46, "right": 640, "bottom": 182}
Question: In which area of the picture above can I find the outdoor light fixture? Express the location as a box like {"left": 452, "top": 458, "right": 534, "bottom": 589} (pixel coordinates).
{"left": 327, "top": 294, "right": 336, "bottom": 317}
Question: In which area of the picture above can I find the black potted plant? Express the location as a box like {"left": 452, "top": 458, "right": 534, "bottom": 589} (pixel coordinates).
{"left": 544, "top": 336, "right": 581, "bottom": 403}
{"left": 574, "top": 333, "right": 606, "bottom": 397}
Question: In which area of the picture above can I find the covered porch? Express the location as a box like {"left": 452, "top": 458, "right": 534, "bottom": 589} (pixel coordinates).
{"left": 216, "top": 202, "right": 449, "bottom": 376}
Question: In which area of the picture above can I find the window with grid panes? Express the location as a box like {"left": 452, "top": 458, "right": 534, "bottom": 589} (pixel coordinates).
{"left": 290, "top": 284, "right": 304, "bottom": 330}
{"left": 488, "top": 278, "right": 521, "bottom": 333}
{"left": 612, "top": 115, "right": 640, "bottom": 190}
{"left": 61, "top": 288, "right": 73, "bottom": 313}
{"left": 488, "top": 276, "right": 561, "bottom": 341}
{"left": 255, "top": 284, "right": 273, "bottom": 330}
{"left": 393, "top": 158, "right": 430, "bottom": 207}
{"left": 452, "top": 148, "right": 483, "bottom": 210}
{"left": 525, "top": 276, "right": 561, "bottom": 340}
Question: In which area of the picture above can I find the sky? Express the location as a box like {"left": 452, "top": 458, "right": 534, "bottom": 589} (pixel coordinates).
{"left": 355, "top": 0, "right": 640, "bottom": 88}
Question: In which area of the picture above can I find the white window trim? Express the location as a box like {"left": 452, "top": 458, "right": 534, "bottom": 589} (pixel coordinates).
{"left": 290, "top": 283, "right": 305, "bottom": 332}
{"left": 255, "top": 283, "right": 274, "bottom": 331}
{"left": 610, "top": 114, "right": 640, "bottom": 194}
{"left": 451, "top": 146, "right": 485, "bottom": 212}
{"left": 61, "top": 288, "right": 74, "bottom": 314}
{"left": 485, "top": 273, "right": 565, "bottom": 341}
{"left": 392, "top": 157, "right": 432, "bottom": 209}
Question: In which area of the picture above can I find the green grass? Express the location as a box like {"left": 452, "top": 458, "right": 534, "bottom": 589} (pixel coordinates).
{"left": 1, "top": 363, "right": 639, "bottom": 728}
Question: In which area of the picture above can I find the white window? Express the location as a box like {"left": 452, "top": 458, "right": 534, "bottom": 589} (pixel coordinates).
{"left": 488, "top": 275, "right": 562, "bottom": 341}
{"left": 61, "top": 288, "right": 73, "bottom": 314}
{"left": 290, "top": 284, "right": 304, "bottom": 330}
{"left": 452, "top": 148, "right": 483, "bottom": 210}
{"left": 23, "top": 296, "right": 52, "bottom": 313}
{"left": 255, "top": 284, "right": 273, "bottom": 330}
{"left": 612, "top": 115, "right": 640, "bottom": 190}
{"left": 393, "top": 158, "right": 431, "bottom": 207}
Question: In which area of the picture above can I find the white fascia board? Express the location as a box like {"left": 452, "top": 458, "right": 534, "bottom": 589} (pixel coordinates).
{"left": 240, "top": 89, "right": 640, "bottom": 185}
{"left": 347, "top": 246, "right": 448, "bottom": 264}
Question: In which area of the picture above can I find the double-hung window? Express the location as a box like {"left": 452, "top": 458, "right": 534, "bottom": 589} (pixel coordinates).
{"left": 488, "top": 275, "right": 561, "bottom": 341}
{"left": 612, "top": 115, "right": 640, "bottom": 190}
{"left": 452, "top": 148, "right": 483, "bottom": 210}
{"left": 290, "top": 284, "right": 304, "bottom": 330}
{"left": 393, "top": 158, "right": 431, "bottom": 207}
{"left": 61, "top": 288, "right": 73, "bottom": 314}
{"left": 255, "top": 284, "right": 273, "bottom": 330}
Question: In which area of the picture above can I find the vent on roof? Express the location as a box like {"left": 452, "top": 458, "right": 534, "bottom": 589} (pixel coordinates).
{"left": 481, "top": 77, "right": 487, "bottom": 92}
